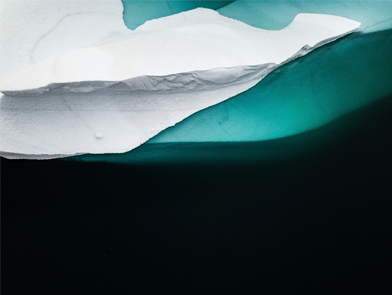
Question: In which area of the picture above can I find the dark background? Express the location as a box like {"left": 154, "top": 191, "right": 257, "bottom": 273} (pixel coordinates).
{"left": 2, "top": 95, "right": 392, "bottom": 294}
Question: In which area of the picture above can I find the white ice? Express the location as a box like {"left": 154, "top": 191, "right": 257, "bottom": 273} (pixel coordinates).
{"left": 0, "top": 8, "right": 360, "bottom": 159}
{"left": 0, "top": 9, "right": 360, "bottom": 92}
{"left": 0, "top": 0, "right": 129, "bottom": 82}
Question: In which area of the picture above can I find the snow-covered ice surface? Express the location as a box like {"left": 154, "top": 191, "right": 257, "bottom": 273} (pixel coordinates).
{"left": 0, "top": 8, "right": 360, "bottom": 159}
{"left": 0, "top": 64, "right": 275, "bottom": 159}
{"left": 0, "top": 9, "right": 360, "bottom": 93}
{"left": 0, "top": 0, "right": 129, "bottom": 81}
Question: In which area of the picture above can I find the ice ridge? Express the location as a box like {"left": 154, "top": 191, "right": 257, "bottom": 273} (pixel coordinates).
{"left": 1, "top": 64, "right": 276, "bottom": 97}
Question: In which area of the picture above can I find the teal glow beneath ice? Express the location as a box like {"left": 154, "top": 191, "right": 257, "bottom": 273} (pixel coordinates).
{"left": 145, "top": 0, "right": 392, "bottom": 143}
{"left": 65, "top": 1, "right": 392, "bottom": 163}
{"left": 68, "top": 28, "right": 392, "bottom": 163}
{"left": 121, "top": 0, "right": 234, "bottom": 29}
{"left": 149, "top": 29, "right": 392, "bottom": 143}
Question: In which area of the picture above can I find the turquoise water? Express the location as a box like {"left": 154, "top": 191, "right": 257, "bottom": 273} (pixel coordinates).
{"left": 70, "top": 28, "right": 392, "bottom": 163}
{"left": 65, "top": 93, "right": 392, "bottom": 164}
{"left": 150, "top": 29, "right": 392, "bottom": 143}
{"left": 122, "top": 1, "right": 392, "bottom": 33}
{"left": 218, "top": 0, "right": 392, "bottom": 33}
{"left": 121, "top": 0, "right": 234, "bottom": 29}
{"left": 68, "top": 1, "right": 392, "bottom": 163}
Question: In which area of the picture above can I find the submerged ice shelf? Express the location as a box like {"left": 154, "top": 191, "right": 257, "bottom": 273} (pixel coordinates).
{"left": 0, "top": 8, "right": 361, "bottom": 159}
{"left": 150, "top": 28, "right": 392, "bottom": 144}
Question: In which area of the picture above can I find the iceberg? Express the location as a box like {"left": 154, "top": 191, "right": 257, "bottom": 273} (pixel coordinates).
{"left": 0, "top": 8, "right": 360, "bottom": 159}
{"left": 0, "top": 9, "right": 359, "bottom": 93}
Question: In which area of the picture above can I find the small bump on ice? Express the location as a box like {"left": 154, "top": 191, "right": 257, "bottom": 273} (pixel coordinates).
{"left": 95, "top": 132, "right": 103, "bottom": 139}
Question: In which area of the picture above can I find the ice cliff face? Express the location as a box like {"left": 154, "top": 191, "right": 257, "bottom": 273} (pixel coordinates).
{"left": 0, "top": 8, "right": 360, "bottom": 159}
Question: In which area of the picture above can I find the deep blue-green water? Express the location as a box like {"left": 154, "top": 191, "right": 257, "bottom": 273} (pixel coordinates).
{"left": 2, "top": 1, "right": 392, "bottom": 294}
{"left": 70, "top": 28, "right": 392, "bottom": 163}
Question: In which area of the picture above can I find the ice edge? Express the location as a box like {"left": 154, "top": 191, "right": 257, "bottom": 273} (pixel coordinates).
{"left": 0, "top": 26, "right": 359, "bottom": 98}
{"left": 0, "top": 28, "right": 360, "bottom": 160}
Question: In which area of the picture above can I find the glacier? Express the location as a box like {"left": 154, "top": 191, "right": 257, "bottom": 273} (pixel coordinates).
{"left": 0, "top": 8, "right": 360, "bottom": 159}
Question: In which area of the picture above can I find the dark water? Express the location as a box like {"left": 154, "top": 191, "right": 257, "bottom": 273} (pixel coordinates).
{"left": 2, "top": 94, "right": 392, "bottom": 294}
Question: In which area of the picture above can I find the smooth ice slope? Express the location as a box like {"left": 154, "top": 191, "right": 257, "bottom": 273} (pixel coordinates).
{"left": 0, "top": 9, "right": 360, "bottom": 159}
{"left": 0, "top": 9, "right": 359, "bottom": 93}
{"left": 0, "top": 0, "right": 129, "bottom": 81}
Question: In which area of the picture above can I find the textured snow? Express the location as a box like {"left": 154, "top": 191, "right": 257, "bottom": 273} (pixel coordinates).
{"left": 0, "top": 0, "right": 129, "bottom": 81}
{"left": 0, "top": 8, "right": 360, "bottom": 159}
